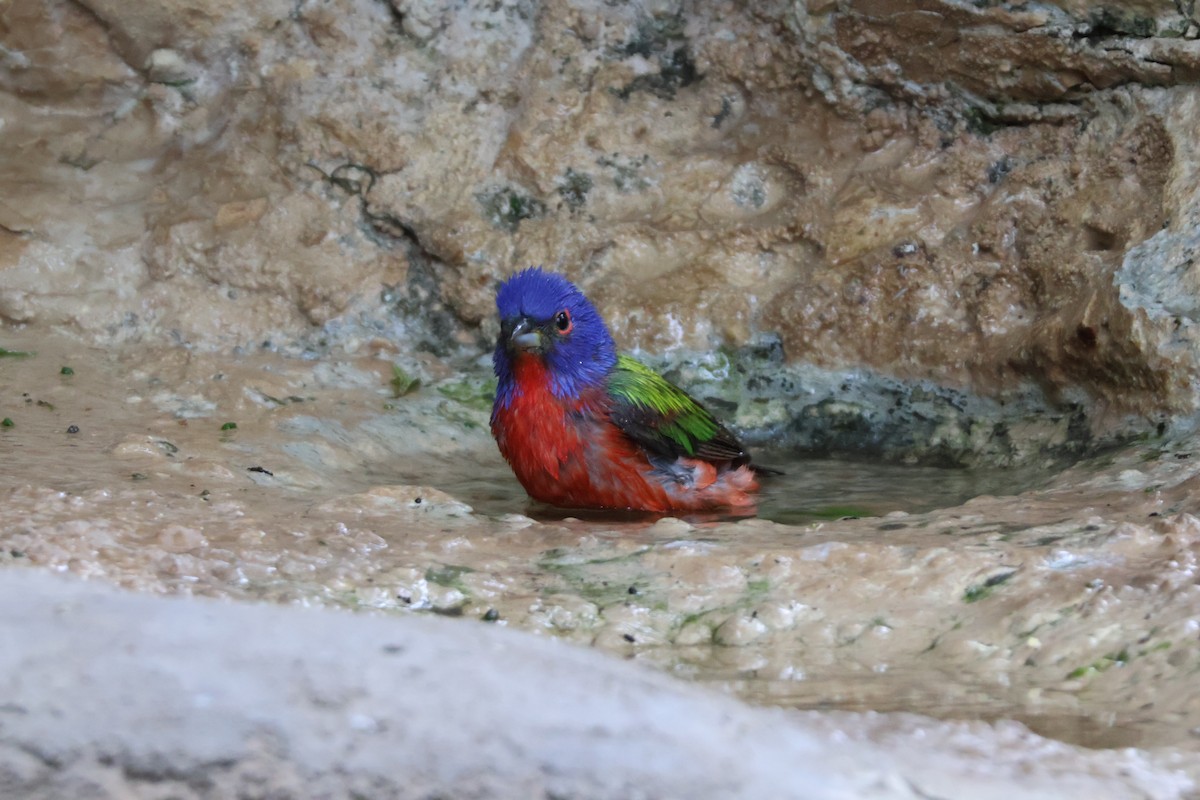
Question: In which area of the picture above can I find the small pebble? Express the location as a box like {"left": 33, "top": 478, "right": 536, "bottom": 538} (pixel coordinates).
{"left": 66, "top": 424, "right": 79, "bottom": 434}
{"left": 158, "top": 524, "right": 207, "bottom": 553}
{"left": 714, "top": 614, "right": 769, "bottom": 646}
{"left": 145, "top": 48, "right": 194, "bottom": 84}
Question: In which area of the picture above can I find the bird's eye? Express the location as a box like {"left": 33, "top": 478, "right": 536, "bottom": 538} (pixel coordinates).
{"left": 554, "top": 310, "right": 572, "bottom": 334}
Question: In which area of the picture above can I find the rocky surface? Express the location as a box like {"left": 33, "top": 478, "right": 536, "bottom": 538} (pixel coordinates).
{"left": 3, "top": 331, "right": 1200, "bottom": 795}
{"left": 5, "top": 1, "right": 1200, "bottom": 448}
{"left": 7, "top": 0, "right": 1200, "bottom": 796}
{"left": 2, "top": 569, "right": 1191, "bottom": 800}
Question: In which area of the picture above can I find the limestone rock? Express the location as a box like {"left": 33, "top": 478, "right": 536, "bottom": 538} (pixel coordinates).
{"left": 6, "top": 0, "right": 1200, "bottom": 433}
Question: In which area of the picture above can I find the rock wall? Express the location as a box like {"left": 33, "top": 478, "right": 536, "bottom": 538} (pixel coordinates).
{"left": 4, "top": 0, "right": 1200, "bottom": 429}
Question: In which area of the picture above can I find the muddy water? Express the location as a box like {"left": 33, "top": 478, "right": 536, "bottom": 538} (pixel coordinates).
{"left": 4, "top": 331, "right": 1200, "bottom": 773}
{"left": 371, "top": 448, "right": 1050, "bottom": 526}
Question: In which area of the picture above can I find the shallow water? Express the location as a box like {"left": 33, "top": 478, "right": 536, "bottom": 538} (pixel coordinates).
{"left": 364, "top": 447, "right": 1054, "bottom": 526}
{"left": 748, "top": 454, "right": 1052, "bottom": 525}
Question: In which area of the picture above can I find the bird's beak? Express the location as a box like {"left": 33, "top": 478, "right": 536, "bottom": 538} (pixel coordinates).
{"left": 504, "top": 316, "right": 544, "bottom": 353}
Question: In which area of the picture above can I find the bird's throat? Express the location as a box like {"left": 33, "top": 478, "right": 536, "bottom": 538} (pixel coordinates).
{"left": 510, "top": 352, "right": 550, "bottom": 390}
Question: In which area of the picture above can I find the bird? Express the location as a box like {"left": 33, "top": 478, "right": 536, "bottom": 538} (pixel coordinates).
{"left": 490, "top": 267, "right": 768, "bottom": 513}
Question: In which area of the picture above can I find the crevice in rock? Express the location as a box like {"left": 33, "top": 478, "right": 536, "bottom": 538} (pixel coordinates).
{"left": 377, "top": 0, "right": 407, "bottom": 35}
{"left": 313, "top": 162, "right": 501, "bottom": 358}
{"left": 63, "top": 0, "right": 137, "bottom": 75}
{"left": 0, "top": 222, "right": 34, "bottom": 237}
{"left": 305, "top": 161, "right": 481, "bottom": 356}
{"left": 305, "top": 161, "right": 429, "bottom": 254}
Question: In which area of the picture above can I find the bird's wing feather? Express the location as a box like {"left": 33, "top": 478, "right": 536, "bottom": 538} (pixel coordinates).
{"left": 606, "top": 355, "right": 747, "bottom": 464}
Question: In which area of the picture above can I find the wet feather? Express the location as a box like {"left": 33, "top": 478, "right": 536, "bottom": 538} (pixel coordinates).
{"left": 490, "top": 267, "right": 768, "bottom": 513}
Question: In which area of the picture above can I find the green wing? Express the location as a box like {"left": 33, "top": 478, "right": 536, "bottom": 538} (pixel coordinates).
{"left": 606, "top": 355, "right": 747, "bottom": 464}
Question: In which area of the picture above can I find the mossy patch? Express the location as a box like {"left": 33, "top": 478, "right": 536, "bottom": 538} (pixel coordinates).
{"left": 436, "top": 377, "right": 496, "bottom": 412}
{"left": 1066, "top": 640, "right": 1172, "bottom": 680}
{"left": 537, "top": 546, "right": 656, "bottom": 607}
{"left": 390, "top": 364, "right": 421, "bottom": 398}
{"left": 596, "top": 154, "right": 652, "bottom": 193}
{"left": 963, "top": 570, "right": 1015, "bottom": 603}
{"left": 556, "top": 168, "right": 593, "bottom": 211}
{"left": 746, "top": 577, "right": 770, "bottom": 595}
{"left": 425, "top": 563, "right": 475, "bottom": 590}
{"left": 476, "top": 185, "right": 545, "bottom": 232}
{"left": 611, "top": 13, "right": 702, "bottom": 100}
{"left": 1067, "top": 649, "right": 1130, "bottom": 679}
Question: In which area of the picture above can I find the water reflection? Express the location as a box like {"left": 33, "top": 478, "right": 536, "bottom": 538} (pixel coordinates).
{"left": 393, "top": 452, "right": 1058, "bottom": 526}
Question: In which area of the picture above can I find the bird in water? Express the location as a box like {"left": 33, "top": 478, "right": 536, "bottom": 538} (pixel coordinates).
{"left": 490, "top": 267, "right": 770, "bottom": 513}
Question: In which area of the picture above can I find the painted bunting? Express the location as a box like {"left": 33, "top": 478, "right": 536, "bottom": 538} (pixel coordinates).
{"left": 490, "top": 267, "right": 767, "bottom": 513}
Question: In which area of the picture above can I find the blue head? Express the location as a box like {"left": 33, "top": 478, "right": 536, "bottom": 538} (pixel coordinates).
{"left": 493, "top": 267, "right": 618, "bottom": 407}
